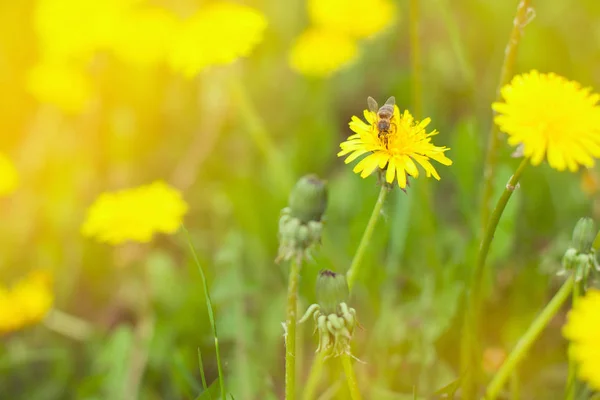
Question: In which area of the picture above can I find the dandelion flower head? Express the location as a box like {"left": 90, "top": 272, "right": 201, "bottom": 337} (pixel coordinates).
{"left": 338, "top": 99, "right": 452, "bottom": 189}
{"left": 81, "top": 181, "right": 188, "bottom": 245}
{"left": 108, "top": 7, "right": 179, "bottom": 67}
{"left": 289, "top": 27, "right": 359, "bottom": 77}
{"left": 168, "top": 2, "right": 267, "bottom": 78}
{"left": 493, "top": 70, "right": 600, "bottom": 172}
{"left": 0, "top": 270, "right": 53, "bottom": 335}
{"left": 0, "top": 153, "right": 19, "bottom": 197}
{"left": 27, "top": 62, "right": 93, "bottom": 114}
{"left": 34, "top": 0, "right": 140, "bottom": 61}
{"left": 308, "top": 0, "right": 396, "bottom": 39}
{"left": 563, "top": 289, "right": 600, "bottom": 390}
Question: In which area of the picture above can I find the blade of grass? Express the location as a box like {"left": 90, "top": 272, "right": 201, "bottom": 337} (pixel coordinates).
{"left": 198, "top": 348, "right": 209, "bottom": 392}
{"left": 183, "top": 225, "right": 226, "bottom": 400}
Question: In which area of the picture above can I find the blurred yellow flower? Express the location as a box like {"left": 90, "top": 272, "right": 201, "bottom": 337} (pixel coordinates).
{"left": 169, "top": 2, "right": 267, "bottom": 78}
{"left": 338, "top": 102, "right": 452, "bottom": 189}
{"left": 0, "top": 270, "right": 53, "bottom": 335}
{"left": 81, "top": 181, "right": 188, "bottom": 245}
{"left": 109, "top": 7, "right": 179, "bottom": 67}
{"left": 26, "top": 62, "right": 93, "bottom": 114}
{"left": 289, "top": 28, "right": 358, "bottom": 77}
{"left": 308, "top": 0, "right": 396, "bottom": 39}
{"left": 563, "top": 289, "right": 600, "bottom": 390}
{"left": 493, "top": 70, "right": 600, "bottom": 172}
{"left": 34, "top": 0, "right": 139, "bottom": 61}
{"left": 0, "top": 153, "right": 19, "bottom": 197}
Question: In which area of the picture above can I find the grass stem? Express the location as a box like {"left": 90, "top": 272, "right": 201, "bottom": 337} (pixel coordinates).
{"left": 480, "top": 0, "right": 533, "bottom": 231}
{"left": 285, "top": 256, "right": 301, "bottom": 400}
{"left": 346, "top": 186, "right": 389, "bottom": 292}
{"left": 462, "top": 157, "right": 528, "bottom": 398}
{"left": 183, "top": 226, "right": 227, "bottom": 400}
{"left": 565, "top": 279, "right": 581, "bottom": 400}
{"left": 341, "top": 354, "right": 362, "bottom": 400}
{"left": 485, "top": 276, "right": 574, "bottom": 399}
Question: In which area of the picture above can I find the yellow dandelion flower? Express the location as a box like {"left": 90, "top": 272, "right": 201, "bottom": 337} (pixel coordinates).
{"left": 0, "top": 270, "right": 53, "bottom": 334}
{"left": 34, "top": 0, "right": 139, "bottom": 61}
{"left": 338, "top": 99, "right": 452, "bottom": 189}
{"left": 81, "top": 181, "right": 188, "bottom": 245}
{"left": 168, "top": 2, "right": 267, "bottom": 78}
{"left": 108, "top": 7, "right": 179, "bottom": 67}
{"left": 563, "top": 289, "right": 600, "bottom": 390}
{"left": 493, "top": 70, "right": 600, "bottom": 172}
{"left": 0, "top": 153, "right": 19, "bottom": 197}
{"left": 26, "top": 62, "right": 93, "bottom": 114}
{"left": 308, "top": 0, "right": 396, "bottom": 39}
{"left": 288, "top": 27, "right": 359, "bottom": 77}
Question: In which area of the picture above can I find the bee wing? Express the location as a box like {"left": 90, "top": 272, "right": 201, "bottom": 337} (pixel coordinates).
{"left": 367, "top": 96, "right": 379, "bottom": 113}
{"left": 384, "top": 96, "right": 396, "bottom": 107}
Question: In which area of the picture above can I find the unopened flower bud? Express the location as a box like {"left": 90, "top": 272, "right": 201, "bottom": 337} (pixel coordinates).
{"left": 289, "top": 174, "right": 327, "bottom": 223}
{"left": 276, "top": 174, "right": 328, "bottom": 263}
{"left": 572, "top": 217, "right": 596, "bottom": 254}
{"left": 316, "top": 270, "right": 349, "bottom": 315}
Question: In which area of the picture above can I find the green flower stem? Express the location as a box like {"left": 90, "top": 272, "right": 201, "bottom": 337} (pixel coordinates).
{"left": 462, "top": 157, "right": 528, "bottom": 398}
{"left": 285, "top": 257, "right": 301, "bottom": 400}
{"left": 228, "top": 78, "right": 293, "bottom": 193}
{"left": 341, "top": 354, "right": 362, "bottom": 400}
{"left": 480, "top": 0, "right": 533, "bottom": 231}
{"left": 302, "top": 352, "right": 326, "bottom": 400}
{"left": 346, "top": 186, "right": 389, "bottom": 292}
{"left": 485, "top": 276, "right": 574, "bottom": 399}
{"left": 565, "top": 280, "right": 581, "bottom": 400}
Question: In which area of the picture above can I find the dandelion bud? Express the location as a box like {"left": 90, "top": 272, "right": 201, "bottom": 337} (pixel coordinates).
{"left": 298, "top": 270, "right": 359, "bottom": 357}
{"left": 316, "top": 270, "right": 349, "bottom": 315}
{"left": 276, "top": 174, "right": 327, "bottom": 263}
{"left": 289, "top": 174, "right": 327, "bottom": 223}
{"left": 572, "top": 217, "right": 596, "bottom": 254}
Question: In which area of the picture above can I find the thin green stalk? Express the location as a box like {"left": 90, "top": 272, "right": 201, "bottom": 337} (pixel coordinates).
{"left": 285, "top": 256, "right": 301, "bottom": 400}
{"left": 346, "top": 186, "right": 389, "bottom": 292}
{"left": 565, "top": 280, "right": 581, "bottom": 400}
{"left": 302, "top": 352, "right": 326, "bottom": 400}
{"left": 462, "top": 157, "right": 529, "bottom": 398}
{"left": 183, "top": 226, "right": 226, "bottom": 400}
{"left": 228, "top": 77, "right": 293, "bottom": 193}
{"left": 480, "top": 0, "right": 533, "bottom": 230}
{"left": 485, "top": 276, "right": 574, "bottom": 399}
{"left": 341, "top": 354, "right": 362, "bottom": 400}
{"left": 197, "top": 348, "right": 208, "bottom": 391}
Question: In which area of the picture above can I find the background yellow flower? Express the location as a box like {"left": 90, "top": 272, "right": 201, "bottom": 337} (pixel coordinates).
{"left": 168, "top": 2, "right": 267, "bottom": 78}
{"left": 563, "top": 289, "right": 600, "bottom": 390}
{"left": 288, "top": 28, "right": 359, "bottom": 77}
{"left": 0, "top": 153, "right": 19, "bottom": 197}
{"left": 0, "top": 270, "right": 53, "bottom": 334}
{"left": 81, "top": 181, "right": 188, "bottom": 245}
{"left": 307, "top": 0, "right": 396, "bottom": 39}
{"left": 493, "top": 70, "right": 600, "bottom": 172}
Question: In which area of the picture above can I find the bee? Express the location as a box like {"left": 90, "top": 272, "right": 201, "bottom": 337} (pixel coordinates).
{"left": 367, "top": 96, "right": 396, "bottom": 146}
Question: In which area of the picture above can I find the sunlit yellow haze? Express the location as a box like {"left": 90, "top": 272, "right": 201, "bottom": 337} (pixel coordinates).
{"left": 308, "top": 0, "right": 396, "bottom": 39}
{"left": 563, "top": 289, "right": 600, "bottom": 390}
{"left": 81, "top": 181, "right": 188, "bottom": 245}
{"left": 289, "top": 28, "right": 359, "bottom": 77}
{"left": 0, "top": 270, "right": 53, "bottom": 335}
{"left": 338, "top": 105, "right": 452, "bottom": 189}
{"left": 493, "top": 70, "right": 600, "bottom": 172}
{"left": 0, "top": 153, "right": 19, "bottom": 197}
{"left": 168, "top": 2, "right": 267, "bottom": 78}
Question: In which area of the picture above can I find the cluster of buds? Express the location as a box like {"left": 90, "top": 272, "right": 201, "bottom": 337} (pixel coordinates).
{"left": 299, "top": 270, "right": 360, "bottom": 357}
{"left": 276, "top": 175, "right": 327, "bottom": 263}
{"left": 559, "top": 217, "right": 600, "bottom": 282}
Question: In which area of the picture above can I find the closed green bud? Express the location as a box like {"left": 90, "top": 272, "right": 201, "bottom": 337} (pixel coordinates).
{"left": 316, "top": 270, "right": 349, "bottom": 315}
{"left": 572, "top": 217, "right": 596, "bottom": 253}
{"left": 289, "top": 174, "right": 327, "bottom": 223}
